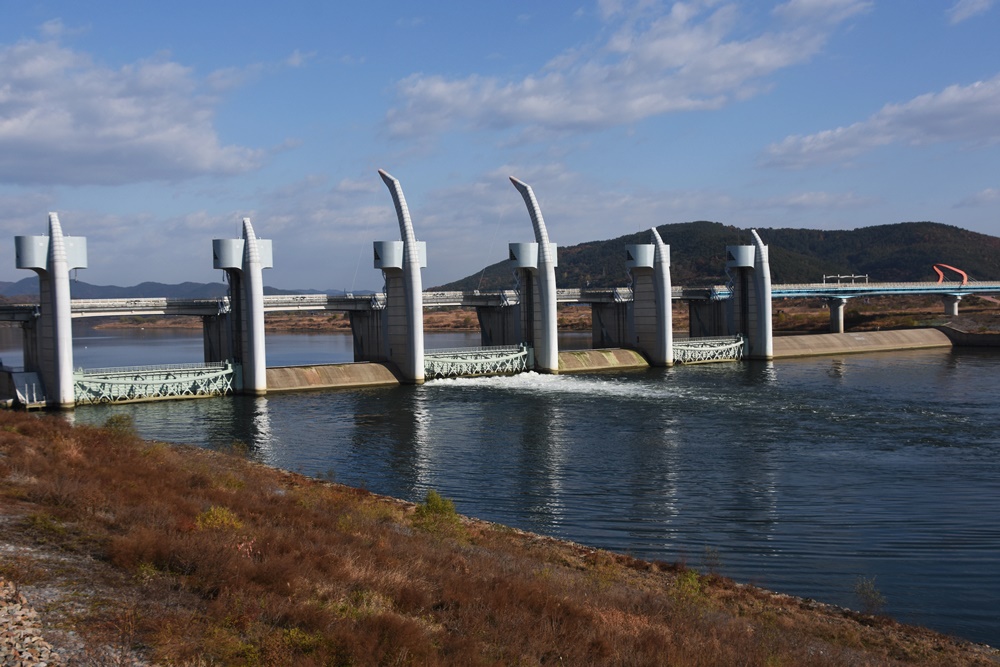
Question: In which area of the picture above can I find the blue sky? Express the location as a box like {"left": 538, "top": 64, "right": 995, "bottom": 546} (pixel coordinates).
{"left": 1, "top": 0, "right": 998, "bottom": 291}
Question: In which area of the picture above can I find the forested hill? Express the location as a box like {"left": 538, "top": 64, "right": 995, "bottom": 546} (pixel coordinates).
{"left": 432, "top": 221, "right": 1000, "bottom": 290}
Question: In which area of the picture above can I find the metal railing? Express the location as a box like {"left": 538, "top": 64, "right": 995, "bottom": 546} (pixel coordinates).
{"left": 673, "top": 335, "right": 745, "bottom": 364}
{"left": 74, "top": 361, "right": 235, "bottom": 404}
{"left": 424, "top": 344, "right": 533, "bottom": 379}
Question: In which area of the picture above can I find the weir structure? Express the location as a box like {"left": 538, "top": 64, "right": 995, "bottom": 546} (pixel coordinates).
{"left": 6, "top": 180, "right": 1000, "bottom": 408}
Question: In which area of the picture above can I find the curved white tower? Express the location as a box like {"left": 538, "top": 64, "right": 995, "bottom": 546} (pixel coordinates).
{"left": 212, "top": 218, "right": 272, "bottom": 395}
{"left": 750, "top": 229, "right": 773, "bottom": 360}
{"left": 14, "top": 213, "right": 87, "bottom": 408}
{"left": 379, "top": 170, "right": 425, "bottom": 384}
{"left": 509, "top": 177, "right": 559, "bottom": 374}
{"left": 241, "top": 219, "right": 268, "bottom": 395}
{"left": 650, "top": 227, "right": 675, "bottom": 367}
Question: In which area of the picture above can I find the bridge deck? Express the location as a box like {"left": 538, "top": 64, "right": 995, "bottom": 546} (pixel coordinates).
{"left": 0, "top": 280, "right": 997, "bottom": 322}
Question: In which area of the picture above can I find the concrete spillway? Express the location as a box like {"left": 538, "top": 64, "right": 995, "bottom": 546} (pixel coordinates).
{"left": 772, "top": 328, "right": 952, "bottom": 358}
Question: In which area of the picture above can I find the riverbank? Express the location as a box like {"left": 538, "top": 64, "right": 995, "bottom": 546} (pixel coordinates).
{"left": 2, "top": 412, "right": 997, "bottom": 665}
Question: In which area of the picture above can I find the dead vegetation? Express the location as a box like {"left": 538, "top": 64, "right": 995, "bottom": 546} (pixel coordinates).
{"left": 1, "top": 411, "right": 997, "bottom": 665}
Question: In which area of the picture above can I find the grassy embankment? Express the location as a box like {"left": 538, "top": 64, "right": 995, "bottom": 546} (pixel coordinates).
{"left": 2, "top": 411, "right": 997, "bottom": 665}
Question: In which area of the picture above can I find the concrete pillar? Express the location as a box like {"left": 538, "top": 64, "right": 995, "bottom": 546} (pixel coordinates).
{"left": 943, "top": 294, "right": 962, "bottom": 317}
{"left": 626, "top": 243, "right": 655, "bottom": 354}
{"left": 15, "top": 213, "right": 87, "bottom": 409}
{"left": 213, "top": 219, "right": 272, "bottom": 395}
{"left": 724, "top": 229, "right": 773, "bottom": 360}
{"left": 651, "top": 228, "right": 674, "bottom": 366}
{"left": 378, "top": 170, "right": 425, "bottom": 384}
{"left": 750, "top": 230, "right": 773, "bottom": 360}
{"left": 828, "top": 297, "right": 848, "bottom": 333}
{"left": 510, "top": 177, "right": 559, "bottom": 373}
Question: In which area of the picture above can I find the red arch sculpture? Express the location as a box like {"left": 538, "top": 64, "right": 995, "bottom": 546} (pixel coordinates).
{"left": 933, "top": 264, "right": 968, "bottom": 285}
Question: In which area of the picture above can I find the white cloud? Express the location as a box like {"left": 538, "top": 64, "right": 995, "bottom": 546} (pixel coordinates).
{"left": 947, "top": 0, "right": 995, "bottom": 24}
{"left": 285, "top": 49, "right": 316, "bottom": 68}
{"left": 386, "top": 0, "right": 867, "bottom": 138}
{"left": 772, "top": 0, "right": 872, "bottom": 24}
{"left": 753, "top": 190, "right": 874, "bottom": 210}
{"left": 763, "top": 73, "right": 1000, "bottom": 168}
{"left": 955, "top": 187, "right": 1000, "bottom": 207}
{"left": 0, "top": 38, "right": 263, "bottom": 186}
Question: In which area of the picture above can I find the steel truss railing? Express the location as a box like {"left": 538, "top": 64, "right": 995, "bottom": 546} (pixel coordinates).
{"left": 673, "top": 335, "right": 745, "bottom": 364}
{"left": 74, "top": 362, "right": 235, "bottom": 404}
{"left": 424, "top": 344, "right": 533, "bottom": 379}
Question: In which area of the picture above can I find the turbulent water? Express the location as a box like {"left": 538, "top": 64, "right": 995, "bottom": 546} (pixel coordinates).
{"left": 2, "top": 326, "right": 998, "bottom": 645}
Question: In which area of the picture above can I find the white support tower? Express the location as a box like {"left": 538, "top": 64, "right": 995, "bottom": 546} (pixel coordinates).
{"left": 212, "top": 219, "right": 272, "bottom": 395}
{"left": 509, "top": 177, "right": 559, "bottom": 374}
{"left": 15, "top": 213, "right": 87, "bottom": 409}
{"left": 750, "top": 229, "right": 773, "bottom": 360}
{"left": 651, "top": 228, "right": 675, "bottom": 366}
{"left": 725, "top": 229, "right": 773, "bottom": 360}
{"left": 625, "top": 228, "right": 673, "bottom": 366}
{"left": 377, "top": 170, "right": 426, "bottom": 384}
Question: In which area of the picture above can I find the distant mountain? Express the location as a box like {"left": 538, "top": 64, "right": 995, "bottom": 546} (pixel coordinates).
{"left": 431, "top": 221, "right": 1000, "bottom": 290}
{"left": 0, "top": 277, "right": 358, "bottom": 301}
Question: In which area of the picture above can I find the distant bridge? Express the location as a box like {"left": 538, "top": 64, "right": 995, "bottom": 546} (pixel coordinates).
{"left": 0, "top": 280, "right": 991, "bottom": 321}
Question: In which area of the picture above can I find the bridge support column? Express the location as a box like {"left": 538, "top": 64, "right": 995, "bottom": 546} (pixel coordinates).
{"left": 476, "top": 305, "right": 521, "bottom": 347}
{"left": 943, "top": 294, "right": 962, "bottom": 317}
{"left": 15, "top": 213, "right": 87, "bottom": 409}
{"left": 213, "top": 219, "right": 272, "bottom": 395}
{"left": 828, "top": 297, "right": 848, "bottom": 333}
{"left": 510, "top": 177, "right": 559, "bottom": 373}
{"left": 377, "top": 170, "right": 425, "bottom": 384}
{"left": 725, "top": 230, "right": 772, "bottom": 360}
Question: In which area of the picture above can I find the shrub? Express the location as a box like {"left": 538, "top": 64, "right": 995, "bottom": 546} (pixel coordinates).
{"left": 413, "top": 489, "right": 462, "bottom": 537}
{"left": 854, "top": 575, "right": 887, "bottom": 615}
{"left": 195, "top": 506, "right": 243, "bottom": 531}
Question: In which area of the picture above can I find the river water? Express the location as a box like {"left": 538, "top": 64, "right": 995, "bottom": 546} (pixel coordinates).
{"left": 2, "top": 325, "right": 998, "bottom": 646}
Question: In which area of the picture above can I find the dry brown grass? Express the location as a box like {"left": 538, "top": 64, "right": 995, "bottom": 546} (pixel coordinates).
{"left": 1, "top": 411, "right": 997, "bottom": 666}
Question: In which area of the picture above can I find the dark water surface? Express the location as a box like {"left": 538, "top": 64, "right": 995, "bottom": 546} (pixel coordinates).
{"left": 3, "top": 326, "right": 998, "bottom": 645}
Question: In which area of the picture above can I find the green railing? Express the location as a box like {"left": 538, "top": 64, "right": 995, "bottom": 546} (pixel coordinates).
{"left": 74, "top": 362, "right": 235, "bottom": 404}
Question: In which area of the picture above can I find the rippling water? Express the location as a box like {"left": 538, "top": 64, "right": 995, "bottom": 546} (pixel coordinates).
{"left": 3, "top": 327, "right": 998, "bottom": 645}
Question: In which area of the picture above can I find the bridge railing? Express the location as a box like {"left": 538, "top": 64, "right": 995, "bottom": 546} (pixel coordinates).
{"left": 78, "top": 361, "right": 231, "bottom": 376}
